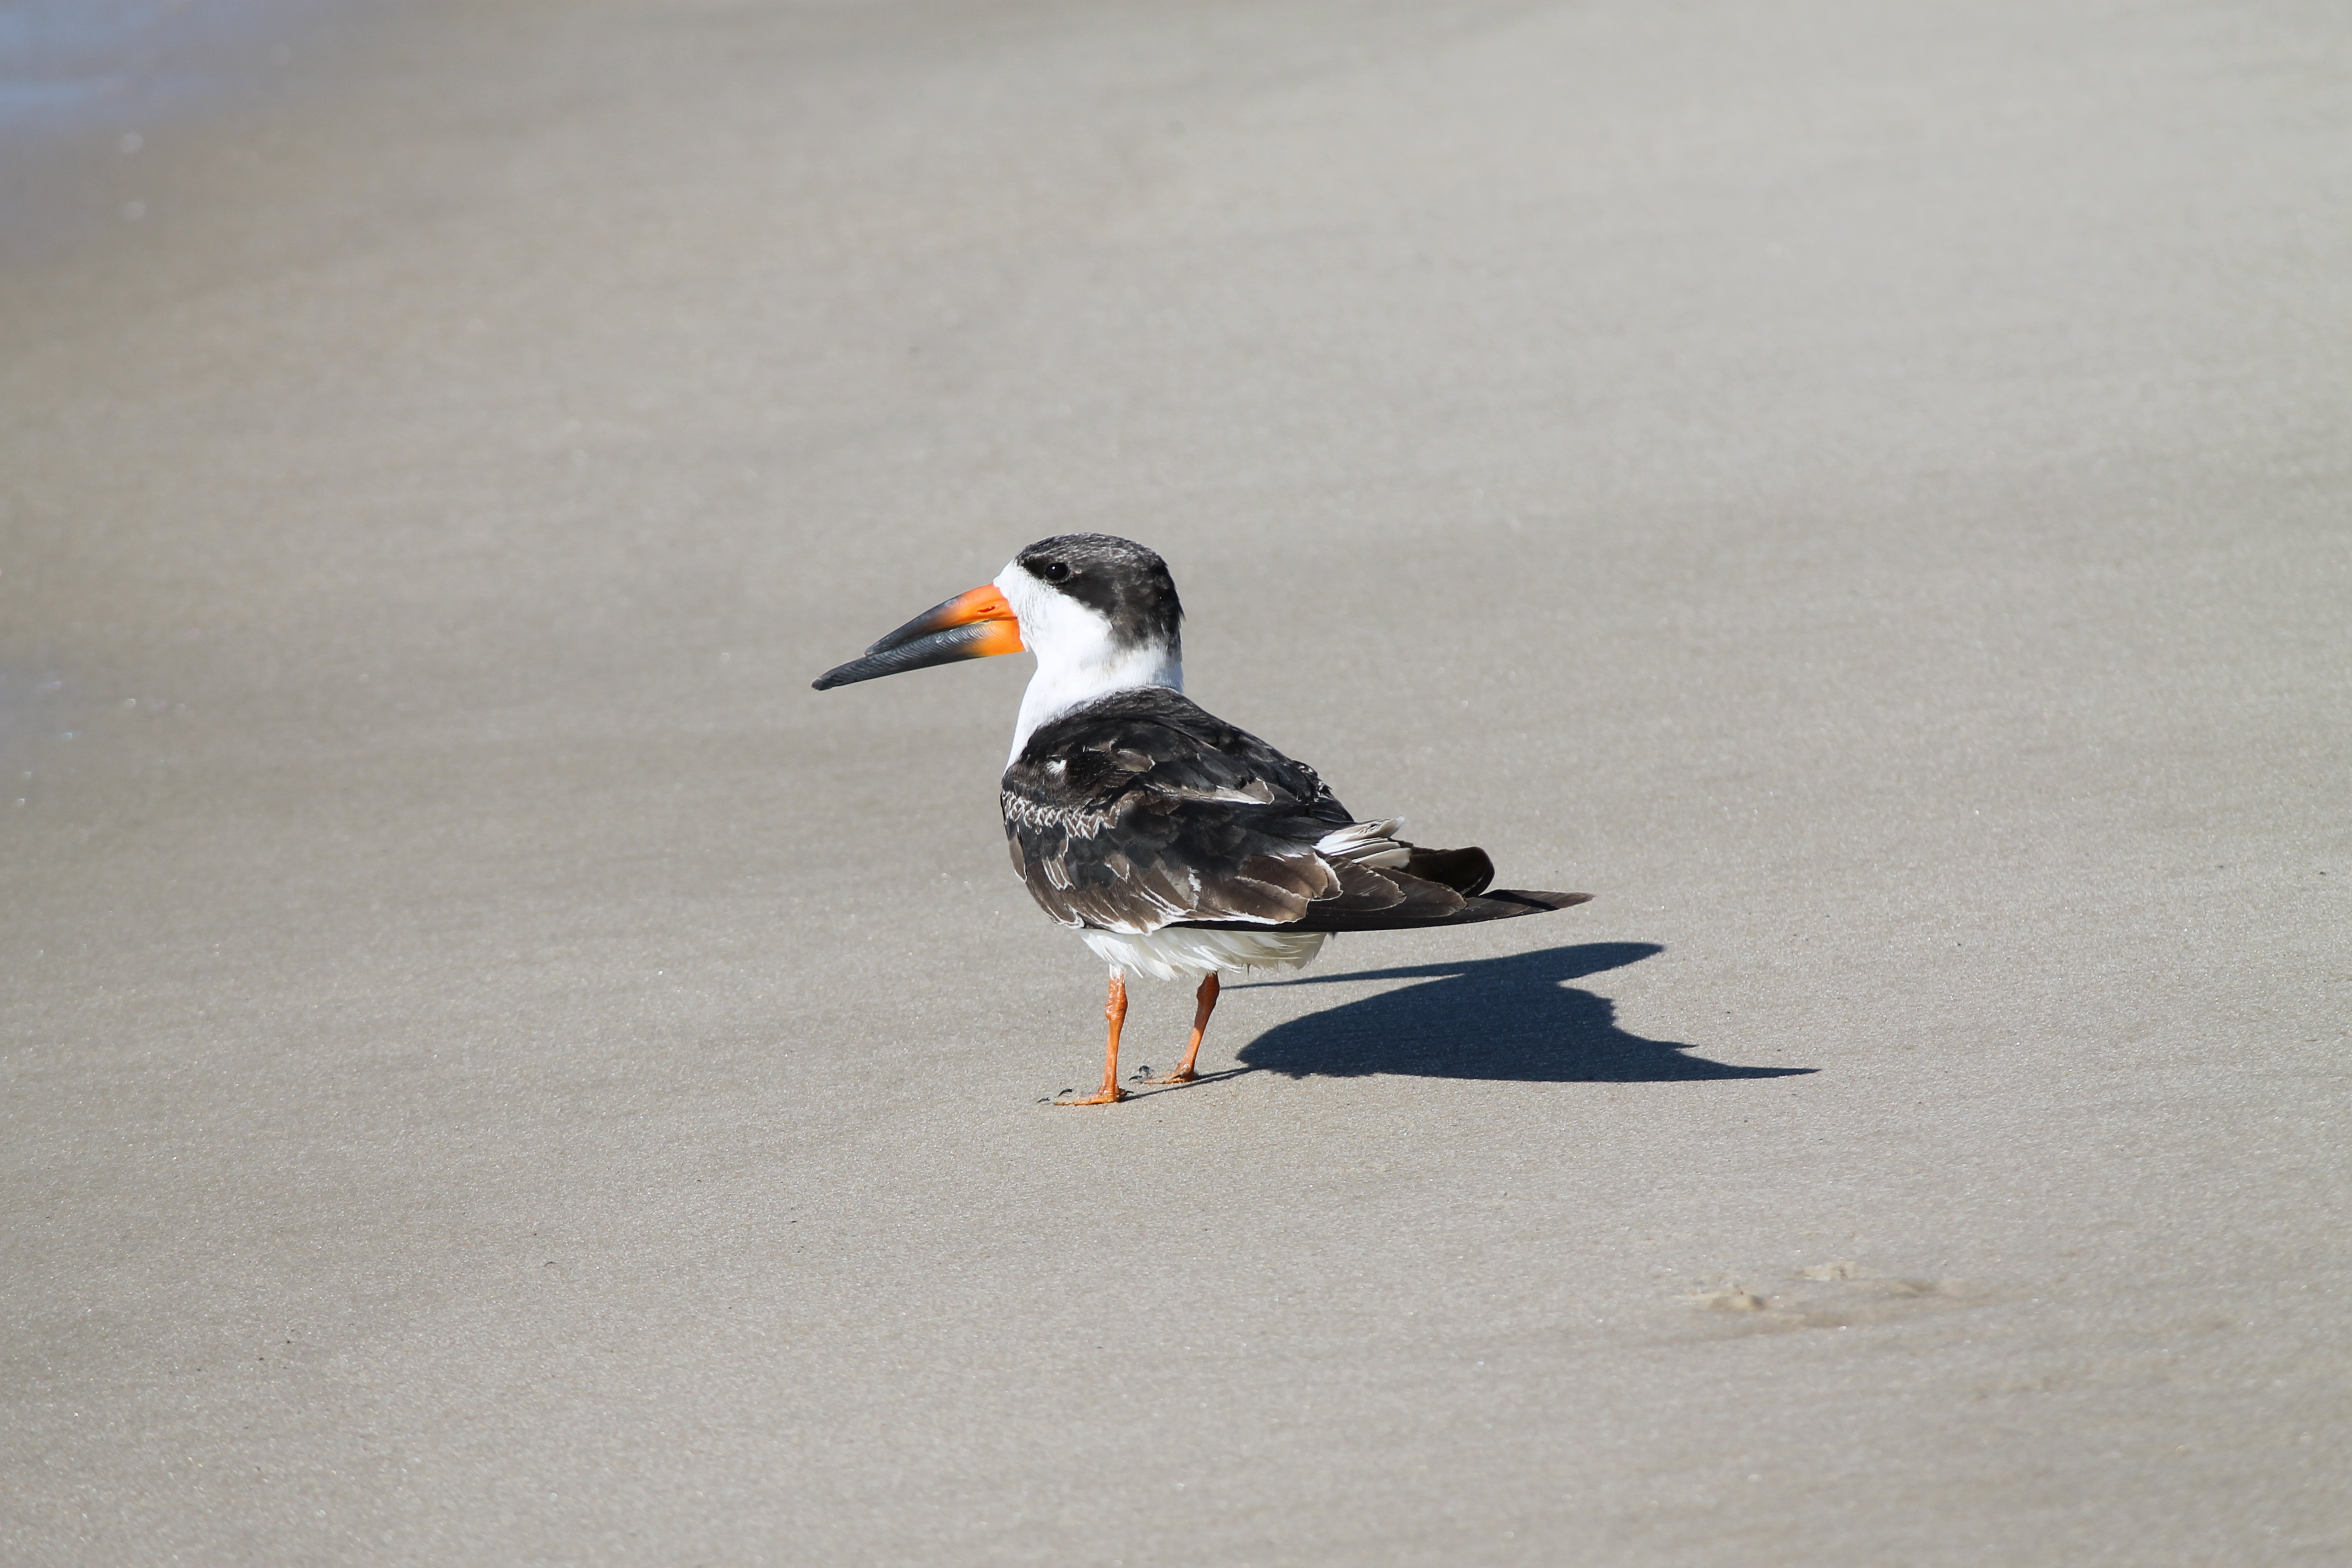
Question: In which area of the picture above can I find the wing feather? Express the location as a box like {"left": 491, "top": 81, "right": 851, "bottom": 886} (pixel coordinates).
{"left": 1000, "top": 688, "right": 1580, "bottom": 937}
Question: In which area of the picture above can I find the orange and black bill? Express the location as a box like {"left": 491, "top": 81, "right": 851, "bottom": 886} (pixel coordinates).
{"left": 811, "top": 584, "right": 1023, "bottom": 690}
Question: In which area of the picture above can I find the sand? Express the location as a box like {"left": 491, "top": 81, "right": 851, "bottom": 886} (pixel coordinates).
{"left": 2, "top": 1, "right": 2346, "bottom": 1562}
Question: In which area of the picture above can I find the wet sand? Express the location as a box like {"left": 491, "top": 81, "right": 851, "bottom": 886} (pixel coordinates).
{"left": 3, "top": 2, "right": 2346, "bottom": 1562}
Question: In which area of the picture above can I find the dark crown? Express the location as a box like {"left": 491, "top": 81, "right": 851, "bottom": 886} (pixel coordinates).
{"left": 1015, "top": 534, "right": 1184, "bottom": 654}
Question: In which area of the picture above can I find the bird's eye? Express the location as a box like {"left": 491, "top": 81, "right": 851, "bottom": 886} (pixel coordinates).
{"left": 1041, "top": 561, "right": 1071, "bottom": 582}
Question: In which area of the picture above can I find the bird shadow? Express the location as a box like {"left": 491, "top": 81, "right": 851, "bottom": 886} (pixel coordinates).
{"left": 1216, "top": 941, "right": 1810, "bottom": 1084}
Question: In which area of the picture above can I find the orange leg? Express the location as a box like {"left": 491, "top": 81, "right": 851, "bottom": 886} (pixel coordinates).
{"left": 1056, "top": 970, "right": 1129, "bottom": 1106}
{"left": 1142, "top": 973, "right": 1219, "bottom": 1085}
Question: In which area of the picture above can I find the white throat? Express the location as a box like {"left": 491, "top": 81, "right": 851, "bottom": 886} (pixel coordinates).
{"left": 998, "top": 567, "right": 1183, "bottom": 761}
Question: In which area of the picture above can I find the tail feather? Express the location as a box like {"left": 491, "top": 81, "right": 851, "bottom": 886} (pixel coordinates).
{"left": 1175, "top": 885, "right": 1590, "bottom": 934}
{"left": 1169, "top": 828, "right": 1589, "bottom": 934}
{"left": 1403, "top": 845, "right": 1495, "bottom": 896}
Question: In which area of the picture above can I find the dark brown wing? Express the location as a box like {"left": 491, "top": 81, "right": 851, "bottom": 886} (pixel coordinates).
{"left": 1174, "top": 885, "right": 1593, "bottom": 932}
{"left": 1000, "top": 688, "right": 1589, "bottom": 937}
{"left": 1001, "top": 688, "right": 1356, "bottom": 932}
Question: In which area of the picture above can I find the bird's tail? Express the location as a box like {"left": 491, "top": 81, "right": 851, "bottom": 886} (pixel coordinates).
{"left": 1315, "top": 824, "right": 1502, "bottom": 896}
{"left": 1176, "top": 834, "right": 1591, "bottom": 934}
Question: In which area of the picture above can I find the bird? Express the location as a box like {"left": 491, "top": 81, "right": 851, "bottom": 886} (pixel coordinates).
{"left": 813, "top": 533, "right": 1589, "bottom": 1104}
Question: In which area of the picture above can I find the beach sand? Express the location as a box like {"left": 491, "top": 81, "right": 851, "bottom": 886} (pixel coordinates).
{"left": 2, "top": 2, "right": 2346, "bottom": 1561}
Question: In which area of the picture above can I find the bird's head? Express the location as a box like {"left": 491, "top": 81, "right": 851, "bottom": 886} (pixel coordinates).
{"left": 813, "top": 533, "right": 1182, "bottom": 693}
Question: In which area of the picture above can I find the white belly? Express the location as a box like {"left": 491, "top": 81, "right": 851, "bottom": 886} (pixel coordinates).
{"left": 1078, "top": 925, "right": 1328, "bottom": 982}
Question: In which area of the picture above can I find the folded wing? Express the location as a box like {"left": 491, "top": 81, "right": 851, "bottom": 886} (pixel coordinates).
{"left": 1001, "top": 689, "right": 1588, "bottom": 935}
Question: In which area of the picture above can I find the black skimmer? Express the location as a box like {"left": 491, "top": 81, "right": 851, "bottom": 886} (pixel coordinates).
{"left": 814, "top": 534, "right": 1590, "bottom": 1104}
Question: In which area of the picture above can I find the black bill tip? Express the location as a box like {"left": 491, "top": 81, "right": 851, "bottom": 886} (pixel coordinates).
{"left": 813, "top": 620, "right": 1012, "bottom": 690}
